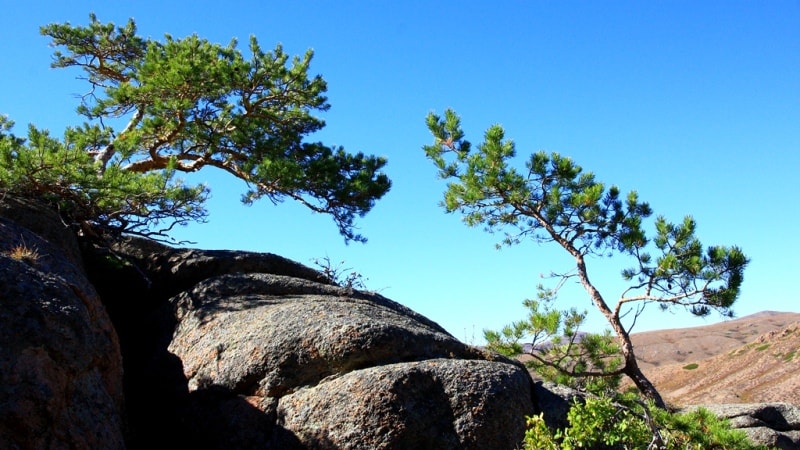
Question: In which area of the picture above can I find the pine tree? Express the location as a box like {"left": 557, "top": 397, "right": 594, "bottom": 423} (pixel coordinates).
{"left": 423, "top": 109, "right": 748, "bottom": 408}
{"left": 0, "top": 14, "right": 390, "bottom": 243}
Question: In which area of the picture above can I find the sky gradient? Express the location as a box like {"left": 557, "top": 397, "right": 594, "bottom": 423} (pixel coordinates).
{"left": 2, "top": 1, "right": 798, "bottom": 343}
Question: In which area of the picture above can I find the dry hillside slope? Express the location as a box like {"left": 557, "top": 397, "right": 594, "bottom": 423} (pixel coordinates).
{"left": 629, "top": 311, "right": 800, "bottom": 406}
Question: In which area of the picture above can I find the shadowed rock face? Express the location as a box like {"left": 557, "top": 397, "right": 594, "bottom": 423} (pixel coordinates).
{"left": 0, "top": 194, "right": 533, "bottom": 450}
{"left": 0, "top": 197, "right": 125, "bottom": 450}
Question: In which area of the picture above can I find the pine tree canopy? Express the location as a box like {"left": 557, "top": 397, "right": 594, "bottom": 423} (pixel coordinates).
{"left": 0, "top": 14, "right": 390, "bottom": 243}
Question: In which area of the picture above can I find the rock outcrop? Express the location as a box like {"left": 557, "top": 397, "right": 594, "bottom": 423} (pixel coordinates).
{"left": 101, "top": 236, "right": 535, "bottom": 449}
{"left": 4, "top": 196, "right": 798, "bottom": 449}
{"left": 0, "top": 197, "right": 126, "bottom": 449}
{"left": 0, "top": 196, "right": 536, "bottom": 449}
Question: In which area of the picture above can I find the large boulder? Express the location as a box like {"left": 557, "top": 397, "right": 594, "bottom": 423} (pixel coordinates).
{"left": 167, "top": 272, "right": 496, "bottom": 395}
{"left": 277, "top": 359, "right": 533, "bottom": 449}
{"left": 86, "top": 236, "right": 537, "bottom": 449}
{"left": 0, "top": 197, "right": 125, "bottom": 449}
{"left": 155, "top": 268, "right": 533, "bottom": 449}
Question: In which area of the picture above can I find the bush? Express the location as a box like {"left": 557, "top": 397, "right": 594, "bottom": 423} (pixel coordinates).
{"left": 522, "top": 391, "right": 764, "bottom": 449}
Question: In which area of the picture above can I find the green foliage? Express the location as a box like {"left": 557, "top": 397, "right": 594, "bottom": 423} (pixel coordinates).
{"left": 522, "top": 393, "right": 762, "bottom": 450}
{"left": 625, "top": 216, "right": 749, "bottom": 318}
{"left": 0, "top": 14, "right": 391, "bottom": 243}
{"left": 424, "top": 109, "right": 747, "bottom": 312}
{"left": 424, "top": 109, "right": 652, "bottom": 253}
{"left": 484, "top": 284, "right": 623, "bottom": 395}
{"left": 522, "top": 414, "right": 560, "bottom": 450}
{"left": 664, "top": 406, "right": 765, "bottom": 449}
{"left": 0, "top": 116, "right": 208, "bottom": 239}
{"left": 424, "top": 109, "right": 749, "bottom": 407}
{"left": 682, "top": 363, "right": 699, "bottom": 370}
{"left": 556, "top": 396, "right": 652, "bottom": 449}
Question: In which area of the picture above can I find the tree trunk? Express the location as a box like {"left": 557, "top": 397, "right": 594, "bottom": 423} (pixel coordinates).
{"left": 618, "top": 331, "right": 666, "bottom": 409}
{"left": 572, "top": 255, "right": 667, "bottom": 409}
{"left": 604, "top": 315, "right": 668, "bottom": 409}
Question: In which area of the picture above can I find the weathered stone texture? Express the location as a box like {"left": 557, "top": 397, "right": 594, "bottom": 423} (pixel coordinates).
{"left": 5, "top": 196, "right": 796, "bottom": 450}
{"left": 0, "top": 198, "right": 125, "bottom": 450}
{"left": 276, "top": 359, "right": 531, "bottom": 449}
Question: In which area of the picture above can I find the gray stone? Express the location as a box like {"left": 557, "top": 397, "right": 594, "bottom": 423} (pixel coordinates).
{"left": 276, "top": 359, "right": 532, "bottom": 450}
{"left": 167, "top": 272, "right": 499, "bottom": 397}
{"left": 0, "top": 199, "right": 125, "bottom": 450}
{"left": 109, "top": 232, "right": 537, "bottom": 448}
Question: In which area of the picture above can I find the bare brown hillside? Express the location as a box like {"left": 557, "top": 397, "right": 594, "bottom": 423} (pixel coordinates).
{"left": 628, "top": 311, "right": 800, "bottom": 406}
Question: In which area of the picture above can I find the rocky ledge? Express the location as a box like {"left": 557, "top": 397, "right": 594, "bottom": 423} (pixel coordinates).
{"left": 0, "top": 196, "right": 534, "bottom": 449}
{"left": 1, "top": 195, "right": 798, "bottom": 449}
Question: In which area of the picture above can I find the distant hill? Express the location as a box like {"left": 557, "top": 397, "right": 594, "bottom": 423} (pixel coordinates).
{"left": 627, "top": 311, "right": 800, "bottom": 406}
{"left": 518, "top": 311, "right": 800, "bottom": 406}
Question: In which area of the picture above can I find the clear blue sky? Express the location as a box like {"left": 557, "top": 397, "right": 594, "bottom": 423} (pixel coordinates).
{"left": 2, "top": 1, "right": 798, "bottom": 343}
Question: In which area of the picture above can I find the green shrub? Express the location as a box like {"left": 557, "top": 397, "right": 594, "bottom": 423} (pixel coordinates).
{"left": 521, "top": 392, "right": 764, "bottom": 449}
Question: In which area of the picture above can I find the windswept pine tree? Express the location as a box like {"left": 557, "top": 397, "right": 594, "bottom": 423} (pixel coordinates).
{"left": 0, "top": 14, "right": 390, "bottom": 243}
{"left": 423, "top": 109, "right": 748, "bottom": 408}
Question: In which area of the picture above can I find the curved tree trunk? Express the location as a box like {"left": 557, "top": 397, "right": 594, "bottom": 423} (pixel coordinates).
{"left": 574, "top": 255, "right": 667, "bottom": 409}
{"left": 618, "top": 330, "right": 666, "bottom": 409}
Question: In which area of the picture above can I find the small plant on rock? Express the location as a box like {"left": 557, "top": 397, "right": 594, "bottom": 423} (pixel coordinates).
{"left": 311, "top": 256, "right": 369, "bottom": 291}
{"left": 5, "top": 239, "right": 41, "bottom": 264}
